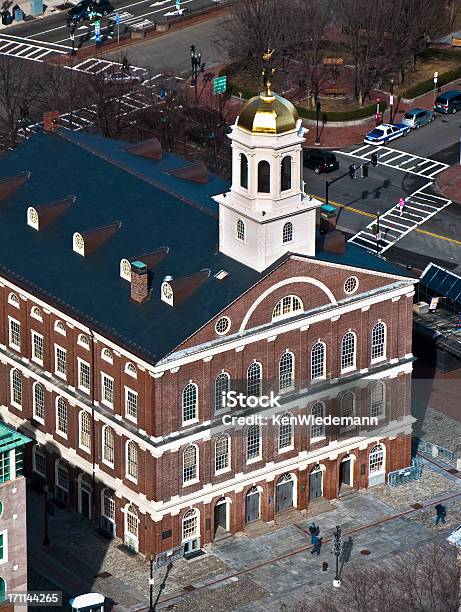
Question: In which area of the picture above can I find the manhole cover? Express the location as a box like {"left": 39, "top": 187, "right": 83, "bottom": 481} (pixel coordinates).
{"left": 360, "top": 549, "right": 370, "bottom": 555}
{"left": 184, "top": 585, "right": 196, "bottom": 592}
{"left": 448, "top": 468, "right": 459, "bottom": 475}
{"left": 411, "top": 503, "right": 423, "bottom": 510}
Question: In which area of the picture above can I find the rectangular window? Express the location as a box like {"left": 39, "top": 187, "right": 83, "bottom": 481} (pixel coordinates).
{"left": 15, "top": 449, "right": 23, "bottom": 477}
{"left": 9, "top": 317, "right": 20, "bottom": 351}
{"left": 31, "top": 331, "right": 44, "bottom": 364}
{"left": 102, "top": 373, "right": 114, "bottom": 407}
{"left": 246, "top": 426, "right": 261, "bottom": 461}
{"left": 125, "top": 388, "right": 138, "bottom": 421}
{"left": 78, "top": 359, "right": 91, "bottom": 393}
{"left": 0, "top": 531, "right": 7, "bottom": 563}
{"left": 55, "top": 345, "right": 67, "bottom": 379}
{"left": 0, "top": 452, "right": 10, "bottom": 484}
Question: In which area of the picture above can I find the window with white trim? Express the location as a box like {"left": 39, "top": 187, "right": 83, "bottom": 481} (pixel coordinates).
{"left": 77, "top": 334, "right": 90, "bottom": 349}
{"left": 33, "top": 382, "right": 45, "bottom": 422}
{"left": 32, "top": 445, "right": 46, "bottom": 477}
{"left": 102, "top": 426, "right": 115, "bottom": 466}
{"left": 125, "top": 362, "right": 137, "bottom": 378}
{"left": 344, "top": 276, "right": 358, "bottom": 294}
{"left": 78, "top": 359, "right": 90, "bottom": 393}
{"left": 340, "top": 331, "right": 356, "bottom": 372}
{"left": 79, "top": 411, "right": 91, "bottom": 451}
{"left": 125, "top": 387, "right": 138, "bottom": 421}
{"left": 56, "top": 460, "right": 69, "bottom": 492}
{"left": 246, "top": 424, "right": 260, "bottom": 461}
{"left": 101, "top": 373, "right": 114, "bottom": 407}
{"left": 10, "top": 369, "right": 22, "bottom": 408}
{"left": 371, "top": 321, "right": 386, "bottom": 361}
{"left": 247, "top": 362, "right": 262, "bottom": 398}
{"left": 8, "top": 293, "right": 19, "bottom": 308}
{"left": 310, "top": 401, "right": 325, "bottom": 440}
{"left": 215, "top": 316, "right": 231, "bottom": 335}
{"left": 311, "top": 341, "right": 326, "bottom": 380}
{"left": 55, "top": 345, "right": 67, "bottom": 379}
{"left": 8, "top": 318, "right": 20, "bottom": 351}
{"left": 279, "top": 352, "right": 294, "bottom": 391}
{"left": 272, "top": 295, "right": 303, "bottom": 321}
{"left": 215, "top": 434, "right": 230, "bottom": 472}
{"left": 31, "top": 331, "right": 44, "bottom": 364}
{"left": 369, "top": 444, "right": 385, "bottom": 473}
{"left": 125, "top": 505, "right": 138, "bottom": 540}
{"left": 56, "top": 397, "right": 68, "bottom": 437}
{"left": 0, "top": 530, "right": 8, "bottom": 563}
{"left": 340, "top": 392, "right": 355, "bottom": 430}
{"left": 31, "top": 306, "right": 42, "bottom": 321}
{"left": 282, "top": 221, "right": 293, "bottom": 244}
{"left": 236, "top": 219, "right": 245, "bottom": 242}
{"left": 126, "top": 441, "right": 138, "bottom": 481}
{"left": 214, "top": 372, "right": 230, "bottom": 412}
{"left": 182, "top": 508, "right": 199, "bottom": 541}
{"left": 101, "top": 348, "right": 113, "bottom": 364}
{"left": 371, "top": 381, "right": 385, "bottom": 418}
{"left": 102, "top": 489, "right": 115, "bottom": 521}
{"left": 54, "top": 320, "right": 66, "bottom": 335}
{"left": 182, "top": 383, "right": 198, "bottom": 423}
{"left": 183, "top": 444, "right": 198, "bottom": 484}
{"left": 120, "top": 258, "right": 132, "bottom": 282}
{"left": 0, "top": 453, "right": 10, "bottom": 484}
{"left": 278, "top": 413, "right": 293, "bottom": 450}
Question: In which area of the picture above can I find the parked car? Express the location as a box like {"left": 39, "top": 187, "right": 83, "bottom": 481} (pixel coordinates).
{"left": 363, "top": 123, "right": 411, "bottom": 145}
{"left": 303, "top": 149, "right": 339, "bottom": 174}
{"left": 104, "top": 71, "right": 145, "bottom": 84}
{"left": 66, "top": 0, "right": 113, "bottom": 24}
{"left": 401, "top": 108, "right": 435, "bottom": 129}
{"left": 433, "top": 90, "right": 461, "bottom": 114}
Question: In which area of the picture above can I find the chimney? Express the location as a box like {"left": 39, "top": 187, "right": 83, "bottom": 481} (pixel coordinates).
{"left": 43, "top": 111, "right": 61, "bottom": 132}
{"left": 131, "top": 261, "right": 149, "bottom": 303}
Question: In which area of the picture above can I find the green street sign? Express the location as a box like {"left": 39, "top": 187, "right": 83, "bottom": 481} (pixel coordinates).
{"left": 213, "top": 75, "right": 227, "bottom": 94}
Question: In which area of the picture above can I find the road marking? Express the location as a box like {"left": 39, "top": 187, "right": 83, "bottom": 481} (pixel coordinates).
{"left": 0, "top": 33, "right": 70, "bottom": 61}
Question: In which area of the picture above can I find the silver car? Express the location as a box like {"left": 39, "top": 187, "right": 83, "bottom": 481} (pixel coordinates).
{"left": 401, "top": 108, "right": 434, "bottom": 130}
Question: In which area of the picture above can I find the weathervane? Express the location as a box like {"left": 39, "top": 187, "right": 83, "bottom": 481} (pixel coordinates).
{"left": 262, "top": 48, "right": 276, "bottom": 96}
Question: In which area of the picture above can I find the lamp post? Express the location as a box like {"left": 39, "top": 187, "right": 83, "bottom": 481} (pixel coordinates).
{"left": 190, "top": 45, "right": 204, "bottom": 104}
{"left": 333, "top": 525, "right": 342, "bottom": 587}
{"left": 389, "top": 78, "right": 394, "bottom": 123}
{"left": 376, "top": 210, "right": 381, "bottom": 256}
{"left": 433, "top": 71, "right": 438, "bottom": 104}
{"left": 149, "top": 554, "right": 155, "bottom": 611}
{"left": 43, "top": 484, "right": 50, "bottom": 546}
{"left": 315, "top": 100, "right": 321, "bottom": 145}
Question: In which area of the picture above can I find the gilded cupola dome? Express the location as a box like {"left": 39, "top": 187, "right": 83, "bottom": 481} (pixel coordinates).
{"left": 236, "top": 84, "right": 298, "bottom": 135}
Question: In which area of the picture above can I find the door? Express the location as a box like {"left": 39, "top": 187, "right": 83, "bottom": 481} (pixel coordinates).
{"left": 275, "top": 477, "right": 293, "bottom": 513}
{"left": 214, "top": 502, "right": 227, "bottom": 533}
{"left": 340, "top": 459, "right": 351, "bottom": 487}
{"left": 245, "top": 491, "right": 260, "bottom": 523}
{"left": 81, "top": 489, "right": 90, "bottom": 518}
{"left": 309, "top": 469, "right": 323, "bottom": 500}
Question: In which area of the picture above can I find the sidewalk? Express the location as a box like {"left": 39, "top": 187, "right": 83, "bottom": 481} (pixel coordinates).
{"left": 0, "top": 0, "right": 65, "bottom": 30}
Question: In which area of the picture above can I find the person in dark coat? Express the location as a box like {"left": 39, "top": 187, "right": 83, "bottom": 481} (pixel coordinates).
{"left": 311, "top": 533, "right": 321, "bottom": 555}
{"left": 435, "top": 503, "right": 446, "bottom": 524}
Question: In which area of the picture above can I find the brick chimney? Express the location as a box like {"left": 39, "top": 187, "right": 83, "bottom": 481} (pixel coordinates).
{"left": 43, "top": 111, "right": 61, "bottom": 132}
{"left": 131, "top": 261, "right": 149, "bottom": 303}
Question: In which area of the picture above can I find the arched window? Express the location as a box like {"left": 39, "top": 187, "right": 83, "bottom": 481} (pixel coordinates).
{"left": 125, "top": 362, "right": 137, "bottom": 378}
{"left": 247, "top": 362, "right": 262, "bottom": 398}
{"left": 311, "top": 341, "right": 326, "bottom": 380}
{"left": 215, "top": 434, "right": 230, "bottom": 472}
{"left": 77, "top": 333, "right": 90, "bottom": 348}
{"left": 56, "top": 397, "right": 68, "bottom": 436}
{"left": 369, "top": 444, "right": 385, "bottom": 473}
{"left": 79, "top": 411, "right": 91, "bottom": 451}
{"left": 182, "top": 508, "right": 199, "bottom": 542}
{"left": 341, "top": 331, "right": 356, "bottom": 372}
{"left": 246, "top": 424, "right": 260, "bottom": 460}
{"left": 371, "top": 322, "right": 386, "bottom": 361}
{"left": 236, "top": 219, "right": 245, "bottom": 242}
{"left": 182, "top": 383, "right": 198, "bottom": 423}
{"left": 120, "top": 258, "right": 132, "bottom": 282}
{"left": 240, "top": 153, "right": 248, "bottom": 189}
{"left": 8, "top": 292, "right": 19, "bottom": 308}
{"left": 258, "top": 160, "right": 270, "bottom": 193}
{"left": 310, "top": 401, "right": 325, "bottom": 440}
{"left": 279, "top": 352, "right": 294, "bottom": 391}
{"left": 341, "top": 392, "right": 355, "bottom": 430}
{"left": 281, "top": 156, "right": 292, "bottom": 191}
{"left": 102, "top": 426, "right": 115, "bottom": 466}
{"left": 272, "top": 295, "right": 303, "bottom": 321}
{"left": 32, "top": 445, "right": 46, "bottom": 477}
{"left": 54, "top": 320, "right": 66, "bottom": 335}
{"left": 278, "top": 413, "right": 293, "bottom": 450}
{"left": 214, "top": 372, "right": 230, "bottom": 412}
{"left": 183, "top": 444, "right": 198, "bottom": 483}
{"left": 371, "top": 381, "right": 385, "bottom": 418}
{"left": 125, "top": 504, "right": 139, "bottom": 539}
{"left": 31, "top": 306, "right": 42, "bottom": 321}
{"left": 101, "top": 489, "right": 115, "bottom": 522}
{"left": 33, "top": 382, "right": 45, "bottom": 421}
{"left": 101, "top": 348, "right": 113, "bottom": 364}
{"left": 10, "top": 369, "right": 22, "bottom": 408}
{"left": 282, "top": 221, "right": 293, "bottom": 244}
{"left": 126, "top": 441, "right": 138, "bottom": 480}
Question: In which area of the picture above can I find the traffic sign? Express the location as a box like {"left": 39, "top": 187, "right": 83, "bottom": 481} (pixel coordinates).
{"left": 94, "top": 20, "right": 101, "bottom": 35}
{"left": 213, "top": 75, "right": 227, "bottom": 94}
{"left": 115, "top": 12, "right": 121, "bottom": 24}
{"left": 175, "top": 0, "right": 180, "bottom": 9}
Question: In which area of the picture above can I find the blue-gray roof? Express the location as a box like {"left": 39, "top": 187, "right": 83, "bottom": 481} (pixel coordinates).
{"left": 0, "top": 131, "right": 411, "bottom": 364}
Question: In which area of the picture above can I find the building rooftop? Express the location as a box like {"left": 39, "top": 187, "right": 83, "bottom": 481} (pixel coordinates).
{"left": 0, "top": 130, "right": 412, "bottom": 364}
{"left": 0, "top": 421, "right": 31, "bottom": 453}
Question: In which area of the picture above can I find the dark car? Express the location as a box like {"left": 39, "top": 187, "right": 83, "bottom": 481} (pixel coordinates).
{"left": 66, "top": 0, "right": 113, "bottom": 24}
{"left": 433, "top": 90, "right": 461, "bottom": 114}
{"left": 303, "top": 149, "right": 339, "bottom": 174}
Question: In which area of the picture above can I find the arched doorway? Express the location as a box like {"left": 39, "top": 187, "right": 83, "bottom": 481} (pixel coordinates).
{"left": 275, "top": 473, "right": 294, "bottom": 513}
{"left": 245, "top": 486, "right": 260, "bottom": 523}
{"left": 339, "top": 454, "right": 355, "bottom": 494}
{"left": 309, "top": 465, "right": 323, "bottom": 501}
{"left": 78, "top": 473, "right": 93, "bottom": 519}
{"left": 124, "top": 504, "right": 139, "bottom": 552}
{"left": 100, "top": 488, "right": 116, "bottom": 537}
{"left": 214, "top": 498, "right": 230, "bottom": 539}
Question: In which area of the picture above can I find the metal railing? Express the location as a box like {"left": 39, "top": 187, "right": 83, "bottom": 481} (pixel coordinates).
{"left": 387, "top": 458, "right": 423, "bottom": 487}
{"left": 413, "top": 437, "right": 455, "bottom": 465}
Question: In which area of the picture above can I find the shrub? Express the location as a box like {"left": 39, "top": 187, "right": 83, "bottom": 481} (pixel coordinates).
{"left": 402, "top": 66, "right": 461, "bottom": 99}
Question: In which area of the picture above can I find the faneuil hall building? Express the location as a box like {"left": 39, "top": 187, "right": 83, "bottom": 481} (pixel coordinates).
{"left": 0, "top": 83, "right": 415, "bottom": 557}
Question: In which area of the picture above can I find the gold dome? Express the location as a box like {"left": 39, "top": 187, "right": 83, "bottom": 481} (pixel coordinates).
{"left": 237, "top": 87, "right": 298, "bottom": 135}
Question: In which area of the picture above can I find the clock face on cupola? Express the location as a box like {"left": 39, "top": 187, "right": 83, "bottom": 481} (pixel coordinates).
{"left": 213, "top": 54, "right": 322, "bottom": 273}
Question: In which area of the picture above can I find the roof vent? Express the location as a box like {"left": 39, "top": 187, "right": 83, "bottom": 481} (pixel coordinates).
{"left": 163, "top": 275, "right": 173, "bottom": 282}
{"left": 168, "top": 161, "right": 208, "bottom": 184}
{"left": 214, "top": 270, "right": 229, "bottom": 280}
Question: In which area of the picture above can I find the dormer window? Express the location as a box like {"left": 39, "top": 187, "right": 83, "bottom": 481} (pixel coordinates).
{"left": 27, "top": 206, "right": 39, "bottom": 230}
{"left": 120, "top": 258, "right": 131, "bottom": 282}
{"left": 272, "top": 295, "right": 303, "bottom": 321}
{"left": 54, "top": 320, "right": 66, "bottom": 335}
{"left": 73, "top": 232, "right": 85, "bottom": 256}
{"left": 8, "top": 293, "right": 20, "bottom": 308}
{"left": 161, "top": 280, "right": 173, "bottom": 306}
{"left": 101, "top": 348, "right": 113, "bottom": 364}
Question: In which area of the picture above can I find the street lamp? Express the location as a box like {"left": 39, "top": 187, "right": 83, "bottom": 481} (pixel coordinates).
{"left": 333, "top": 525, "right": 342, "bottom": 587}
{"left": 376, "top": 210, "right": 381, "bottom": 256}
{"left": 43, "top": 484, "right": 50, "bottom": 546}
{"left": 389, "top": 78, "right": 394, "bottom": 123}
{"left": 433, "top": 71, "right": 439, "bottom": 104}
{"left": 315, "top": 100, "right": 321, "bottom": 145}
{"left": 190, "top": 45, "right": 205, "bottom": 104}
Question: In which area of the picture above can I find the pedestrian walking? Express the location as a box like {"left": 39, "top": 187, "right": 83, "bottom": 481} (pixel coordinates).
{"left": 308, "top": 523, "right": 317, "bottom": 537}
{"left": 435, "top": 503, "right": 446, "bottom": 524}
{"left": 311, "top": 533, "right": 321, "bottom": 556}
{"left": 398, "top": 197, "right": 405, "bottom": 216}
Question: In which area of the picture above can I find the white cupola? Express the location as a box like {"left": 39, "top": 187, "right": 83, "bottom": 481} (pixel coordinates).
{"left": 213, "top": 83, "right": 321, "bottom": 272}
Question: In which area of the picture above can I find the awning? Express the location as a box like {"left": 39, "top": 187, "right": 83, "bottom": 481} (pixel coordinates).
{"left": 420, "top": 263, "right": 461, "bottom": 306}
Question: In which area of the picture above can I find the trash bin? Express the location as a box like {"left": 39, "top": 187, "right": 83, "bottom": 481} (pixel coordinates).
{"left": 319, "top": 203, "right": 337, "bottom": 233}
{"left": 29, "top": 0, "right": 43, "bottom": 16}
{"left": 14, "top": 7, "right": 24, "bottom": 21}
{"left": 1, "top": 9, "right": 12, "bottom": 24}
